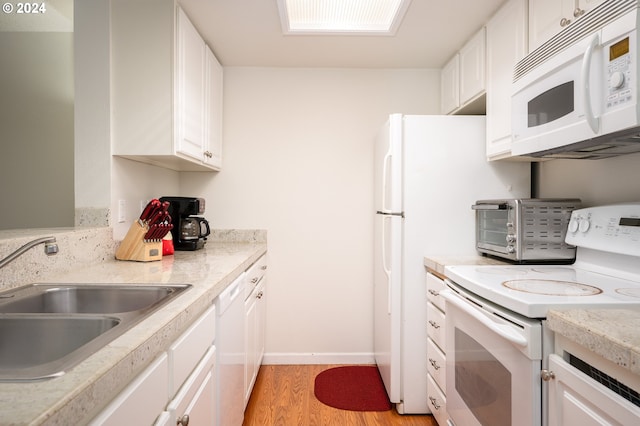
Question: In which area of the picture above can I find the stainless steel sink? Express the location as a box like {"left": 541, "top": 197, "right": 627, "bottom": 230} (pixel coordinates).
{"left": 0, "top": 284, "right": 191, "bottom": 381}
{"left": 0, "top": 284, "right": 186, "bottom": 314}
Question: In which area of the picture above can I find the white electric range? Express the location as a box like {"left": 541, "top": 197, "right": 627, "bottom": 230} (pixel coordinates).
{"left": 441, "top": 203, "right": 640, "bottom": 426}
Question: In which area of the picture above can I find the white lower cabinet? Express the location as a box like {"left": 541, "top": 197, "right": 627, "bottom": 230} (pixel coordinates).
{"left": 90, "top": 304, "right": 217, "bottom": 425}
{"left": 548, "top": 354, "right": 640, "bottom": 426}
{"left": 244, "top": 255, "right": 268, "bottom": 407}
{"left": 426, "top": 271, "right": 448, "bottom": 425}
{"left": 167, "top": 346, "right": 217, "bottom": 425}
{"left": 89, "top": 353, "right": 170, "bottom": 425}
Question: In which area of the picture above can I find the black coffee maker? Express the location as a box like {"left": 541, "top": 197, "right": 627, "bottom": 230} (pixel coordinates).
{"left": 159, "top": 196, "right": 211, "bottom": 250}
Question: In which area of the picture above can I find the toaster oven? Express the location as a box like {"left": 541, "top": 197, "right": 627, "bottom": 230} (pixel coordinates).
{"left": 472, "top": 199, "right": 582, "bottom": 263}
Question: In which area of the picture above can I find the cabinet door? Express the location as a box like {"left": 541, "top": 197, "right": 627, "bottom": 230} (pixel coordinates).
{"left": 548, "top": 354, "right": 640, "bottom": 426}
{"left": 168, "top": 346, "right": 217, "bottom": 426}
{"left": 204, "top": 47, "right": 223, "bottom": 170}
{"left": 529, "top": 0, "right": 573, "bottom": 51}
{"left": 168, "top": 304, "right": 216, "bottom": 396}
{"left": 255, "top": 278, "right": 266, "bottom": 367}
{"left": 441, "top": 54, "right": 460, "bottom": 114}
{"left": 486, "top": 0, "right": 527, "bottom": 159}
{"left": 176, "top": 7, "right": 206, "bottom": 161}
{"left": 89, "top": 353, "right": 169, "bottom": 425}
{"left": 459, "top": 28, "right": 486, "bottom": 106}
{"left": 244, "top": 289, "right": 258, "bottom": 407}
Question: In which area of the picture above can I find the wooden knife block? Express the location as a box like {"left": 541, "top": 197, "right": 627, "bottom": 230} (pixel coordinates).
{"left": 115, "top": 221, "right": 162, "bottom": 262}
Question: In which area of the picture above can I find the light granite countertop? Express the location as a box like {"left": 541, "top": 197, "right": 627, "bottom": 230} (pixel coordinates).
{"left": 424, "top": 254, "right": 508, "bottom": 276}
{"left": 0, "top": 230, "right": 267, "bottom": 425}
{"left": 547, "top": 309, "right": 640, "bottom": 375}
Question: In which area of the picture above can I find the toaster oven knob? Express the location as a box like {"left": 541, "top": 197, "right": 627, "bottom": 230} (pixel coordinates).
{"left": 507, "top": 245, "right": 516, "bottom": 253}
{"left": 506, "top": 234, "right": 516, "bottom": 244}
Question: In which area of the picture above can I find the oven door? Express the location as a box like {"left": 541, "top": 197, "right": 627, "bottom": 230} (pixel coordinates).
{"left": 473, "top": 202, "right": 512, "bottom": 259}
{"left": 441, "top": 284, "right": 542, "bottom": 426}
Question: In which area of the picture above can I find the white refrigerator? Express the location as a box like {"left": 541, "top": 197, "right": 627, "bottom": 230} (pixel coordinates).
{"left": 373, "top": 114, "right": 530, "bottom": 414}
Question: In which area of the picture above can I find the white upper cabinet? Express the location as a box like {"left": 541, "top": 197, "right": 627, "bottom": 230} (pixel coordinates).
{"left": 486, "top": 0, "right": 528, "bottom": 159}
{"left": 529, "top": 0, "right": 606, "bottom": 51}
{"left": 205, "top": 47, "right": 223, "bottom": 169}
{"left": 111, "top": 0, "right": 222, "bottom": 172}
{"left": 441, "top": 54, "right": 460, "bottom": 114}
{"left": 441, "top": 28, "right": 487, "bottom": 115}
{"left": 176, "top": 7, "right": 206, "bottom": 163}
{"left": 459, "top": 28, "right": 487, "bottom": 105}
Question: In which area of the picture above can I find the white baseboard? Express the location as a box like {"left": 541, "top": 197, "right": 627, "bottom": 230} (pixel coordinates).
{"left": 262, "top": 352, "right": 376, "bottom": 365}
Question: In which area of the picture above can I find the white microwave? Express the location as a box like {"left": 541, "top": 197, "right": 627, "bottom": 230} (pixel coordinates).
{"left": 512, "top": 0, "right": 640, "bottom": 159}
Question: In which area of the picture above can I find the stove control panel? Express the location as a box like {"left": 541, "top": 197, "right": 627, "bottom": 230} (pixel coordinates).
{"left": 566, "top": 204, "right": 640, "bottom": 256}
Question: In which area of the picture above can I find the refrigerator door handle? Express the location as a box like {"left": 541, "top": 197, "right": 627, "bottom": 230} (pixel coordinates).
{"left": 381, "top": 215, "right": 392, "bottom": 314}
{"left": 376, "top": 210, "right": 404, "bottom": 217}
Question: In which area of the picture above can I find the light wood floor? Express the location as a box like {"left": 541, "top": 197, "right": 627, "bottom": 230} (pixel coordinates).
{"left": 243, "top": 365, "right": 438, "bottom": 426}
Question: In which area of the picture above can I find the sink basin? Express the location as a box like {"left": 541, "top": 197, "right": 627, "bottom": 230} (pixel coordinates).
{"left": 0, "top": 315, "right": 120, "bottom": 380}
{"left": 0, "top": 283, "right": 191, "bottom": 381}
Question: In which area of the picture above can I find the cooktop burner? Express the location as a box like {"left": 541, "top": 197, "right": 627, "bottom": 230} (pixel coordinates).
{"left": 502, "top": 279, "right": 602, "bottom": 296}
{"left": 445, "top": 264, "right": 640, "bottom": 317}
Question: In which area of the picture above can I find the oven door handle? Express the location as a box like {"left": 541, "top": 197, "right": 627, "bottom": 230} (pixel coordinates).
{"left": 440, "top": 290, "right": 527, "bottom": 347}
{"left": 472, "top": 203, "right": 508, "bottom": 210}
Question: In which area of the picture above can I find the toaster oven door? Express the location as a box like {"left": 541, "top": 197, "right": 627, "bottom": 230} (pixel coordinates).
{"left": 473, "top": 203, "right": 513, "bottom": 259}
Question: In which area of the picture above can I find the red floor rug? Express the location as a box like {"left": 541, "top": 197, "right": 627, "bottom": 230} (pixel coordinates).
{"left": 314, "top": 366, "right": 392, "bottom": 411}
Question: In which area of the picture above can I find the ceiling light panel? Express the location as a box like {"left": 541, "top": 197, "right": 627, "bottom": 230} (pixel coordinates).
{"left": 278, "top": 0, "right": 411, "bottom": 35}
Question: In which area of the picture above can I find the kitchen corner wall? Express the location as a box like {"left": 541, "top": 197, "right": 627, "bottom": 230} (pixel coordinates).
{"left": 180, "top": 67, "right": 440, "bottom": 363}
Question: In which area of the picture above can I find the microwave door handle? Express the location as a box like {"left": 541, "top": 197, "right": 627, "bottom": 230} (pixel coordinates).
{"left": 582, "top": 33, "right": 600, "bottom": 134}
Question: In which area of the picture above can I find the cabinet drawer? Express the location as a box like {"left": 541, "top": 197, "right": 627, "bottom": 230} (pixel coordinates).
{"left": 427, "top": 374, "right": 448, "bottom": 425}
{"left": 245, "top": 254, "right": 267, "bottom": 299}
{"left": 427, "top": 302, "right": 446, "bottom": 349}
{"left": 168, "top": 304, "right": 216, "bottom": 395}
{"left": 426, "top": 272, "right": 446, "bottom": 312}
{"left": 427, "top": 338, "right": 446, "bottom": 393}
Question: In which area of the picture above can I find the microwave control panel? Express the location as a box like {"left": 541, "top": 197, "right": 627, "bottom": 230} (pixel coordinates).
{"left": 606, "top": 34, "right": 634, "bottom": 110}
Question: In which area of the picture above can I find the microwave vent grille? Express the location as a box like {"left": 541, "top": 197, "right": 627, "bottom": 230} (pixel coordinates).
{"left": 514, "top": 0, "right": 638, "bottom": 82}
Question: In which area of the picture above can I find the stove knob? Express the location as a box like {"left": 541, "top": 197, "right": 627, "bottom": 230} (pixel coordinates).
{"left": 579, "top": 218, "right": 591, "bottom": 233}
{"left": 568, "top": 218, "right": 579, "bottom": 233}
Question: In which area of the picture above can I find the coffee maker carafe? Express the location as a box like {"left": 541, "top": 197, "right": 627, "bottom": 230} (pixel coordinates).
{"left": 159, "top": 196, "right": 210, "bottom": 250}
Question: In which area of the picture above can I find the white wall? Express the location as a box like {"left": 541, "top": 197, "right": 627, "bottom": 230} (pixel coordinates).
{"left": 538, "top": 153, "right": 640, "bottom": 205}
{"left": 181, "top": 67, "right": 440, "bottom": 363}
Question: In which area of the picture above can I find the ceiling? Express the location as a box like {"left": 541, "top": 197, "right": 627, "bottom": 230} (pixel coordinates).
{"left": 179, "top": 0, "right": 507, "bottom": 69}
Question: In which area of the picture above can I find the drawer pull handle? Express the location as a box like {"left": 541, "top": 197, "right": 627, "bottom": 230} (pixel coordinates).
{"left": 251, "top": 277, "right": 259, "bottom": 284}
{"left": 429, "top": 358, "right": 441, "bottom": 370}
{"left": 428, "top": 320, "right": 440, "bottom": 329}
{"left": 256, "top": 291, "right": 264, "bottom": 299}
{"left": 429, "top": 396, "right": 441, "bottom": 410}
{"left": 428, "top": 289, "right": 439, "bottom": 296}
{"left": 261, "top": 265, "right": 267, "bottom": 270}
{"left": 177, "top": 414, "right": 190, "bottom": 426}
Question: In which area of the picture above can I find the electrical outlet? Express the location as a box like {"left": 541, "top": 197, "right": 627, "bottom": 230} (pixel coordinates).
{"left": 118, "top": 199, "right": 126, "bottom": 223}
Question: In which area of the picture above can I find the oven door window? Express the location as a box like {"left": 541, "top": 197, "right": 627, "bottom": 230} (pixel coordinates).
{"left": 477, "top": 210, "right": 508, "bottom": 247}
{"left": 455, "top": 329, "right": 511, "bottom": 426}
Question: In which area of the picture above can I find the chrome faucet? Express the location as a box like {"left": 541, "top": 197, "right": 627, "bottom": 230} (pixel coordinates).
{"left": 0, "top": 236, "right": 59, "bottom": 270}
